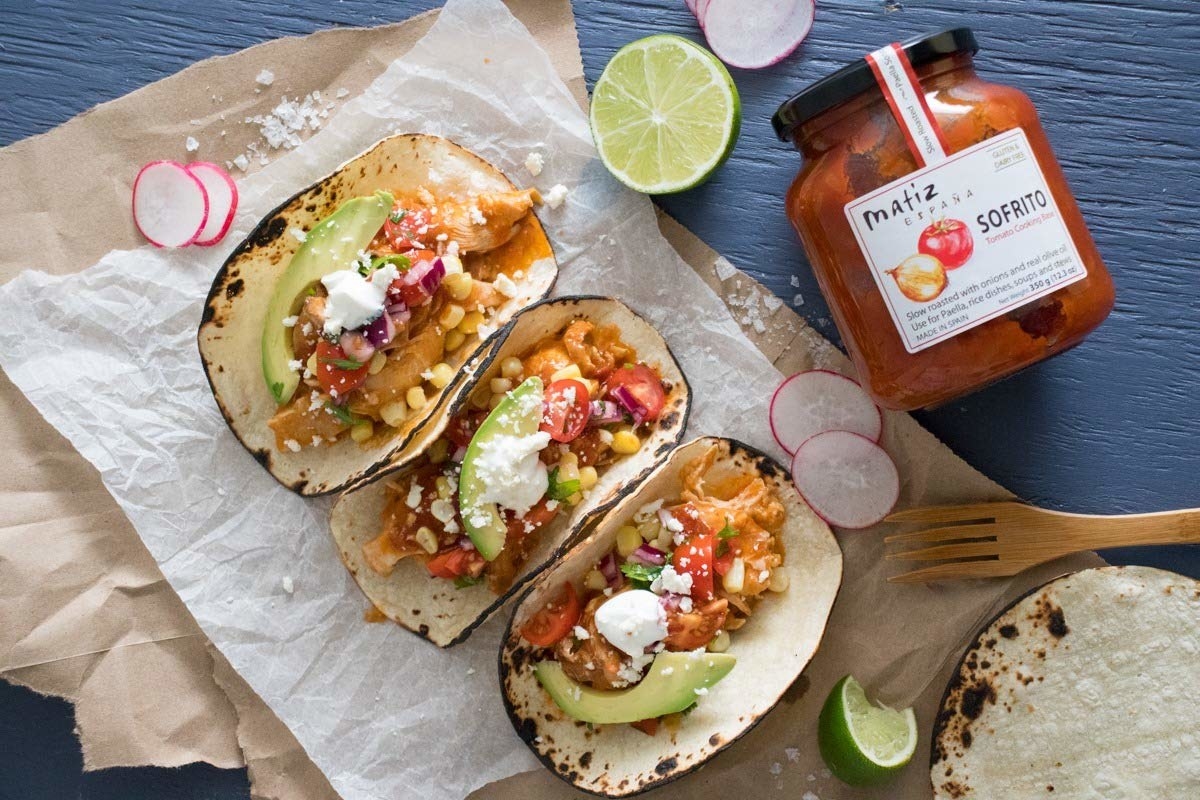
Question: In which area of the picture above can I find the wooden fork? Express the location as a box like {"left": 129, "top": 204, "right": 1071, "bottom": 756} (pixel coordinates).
{"left": 885, "top": 501, "right": 1200, "bottom": 583}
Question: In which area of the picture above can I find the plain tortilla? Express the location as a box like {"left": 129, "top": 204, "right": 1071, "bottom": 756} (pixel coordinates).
{"left": 499, "top": 436, "right": 844, "bottom": 797}
{"left": 329, "top": 297, "right": 692, "bottom": 647}
{"left": 198, "top": 133, "right": 556, "bottom": 496}
{"left": 932, "top": 565, "right": 1200, "bottom": 799}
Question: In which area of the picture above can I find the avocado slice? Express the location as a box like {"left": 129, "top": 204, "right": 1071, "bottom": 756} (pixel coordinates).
{"left": 534, "top": 651, "right": 737, "bottom": 724}
{"left": 261, "top": 190, "right": 394, "bottom": 405}
{"left": 458, "top": 376, "right": 545, "bottom": 561}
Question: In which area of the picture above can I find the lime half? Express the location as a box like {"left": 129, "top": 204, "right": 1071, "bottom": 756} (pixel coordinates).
{"left": 590, "top": 34, "right": 740, "bottom": 194}
{"left": 818, "top": 675, "right": 918, "bottom": 787}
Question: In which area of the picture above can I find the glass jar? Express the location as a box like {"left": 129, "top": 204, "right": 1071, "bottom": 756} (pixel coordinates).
{"left": 773, "top": 28, "right": 1115, "bottom": 411}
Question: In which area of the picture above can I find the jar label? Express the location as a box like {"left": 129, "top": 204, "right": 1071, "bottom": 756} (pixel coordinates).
{"left": 843, "top": 128, "right": 1089, "bottom": 354}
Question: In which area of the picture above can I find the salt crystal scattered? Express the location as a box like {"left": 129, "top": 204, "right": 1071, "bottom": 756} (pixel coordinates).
{"left": 466, "top": 667, "right": 476, "bottom": 675}
{"left": 764, "top": 294, "right": 784, "bottom": 313}
{"left": 713, "top": 256, "right": 738, "bottom": 282}
{"left": 185, "top": 136, "right": 199, "bottom": 152}
{"left": 785, "top": 747, "right": 800, "bottom": 762}
{"left": 281, "top": 576, "right": 294, "bottom": 594}
{"left": 790, "top": 275, "right": 800, "bottom": 288}
{"left": 336, "top": 87, "right": 350, "bottom": 98}
{"left": 232, "top": 154, "right": 250, "bottom": 172}
{"left": 256, "top": 69, "right": 275, "bottom": 86}
{"left": 802, "top": 792, "right": 819, "bottom": 800}
{"left": 769, "top": 762, "right": 783, "bottom": 776}
{"left": 793, "top": 293, "right": 805, "bottom": 307}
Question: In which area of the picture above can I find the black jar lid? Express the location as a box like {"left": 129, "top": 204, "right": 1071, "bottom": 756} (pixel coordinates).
{"left": 772, "top": 27, "right": 979, "bottom": 142}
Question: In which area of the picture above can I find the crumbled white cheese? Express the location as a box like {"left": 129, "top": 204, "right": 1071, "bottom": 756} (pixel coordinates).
{"left": 635, "top": 499, "right": 664, "bottom": 522}
{"left": 524, "top": 151, "right": 545, "bottom": 176}
{"left": 468, "top": 204, "right": 487, "bottom": 225}
{"left": 542, "top": 184, "right": 569, "bottom": 209}
{"left": 694, "top": 687, "right": 709, "bottom": 696}
{"left": 308, "top": 391, "right": 323, "bottom": 412}
{"left": 256, "top": 69, "right": 275, "bottom": 86}
{"left": 185, "top": 136, "right": 200, "bottom": 153}
{"left": 493, "top": 273, "right": 519, "bottom": 298}
{"left": 572, "top": 625, "right": 590, "bottom": 640}
{"left": 288, "top": 227, "right": 307, "bottom": 243}
{"left": 406, "top": 482, "right": 423, "bottom": 509}
{"left": 281, "top": 315, "right": 299, "bottom": 328}
{"left": 287, "top": 359, "right": 303, "bottom": 373}
{"left": 320, "top": 264, "right": 398, "bottom": 336}
{"left": 465, "top": 388, "right": 551, "bottom": 517}
{"left": 650, "top": 565, "right": 693, "bottom": 596}
{"left": 281, "top": 575, "right": 294, "bottom": 594}
{"left": 283, "top": 439, "right": 301, "bottom": 453}
{"left": 594, "top": 590, "right": 667, "bottom": 658}
{"left": 310, "top": 436, "right": 323, "bottom": 448}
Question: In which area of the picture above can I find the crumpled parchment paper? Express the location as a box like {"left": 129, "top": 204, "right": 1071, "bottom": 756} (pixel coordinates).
{"left": 0, "top": 1, "right": 782, "bottom": 798}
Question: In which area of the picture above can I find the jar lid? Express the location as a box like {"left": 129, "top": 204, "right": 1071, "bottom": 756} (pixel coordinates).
{"left": 772, "top": 27, "right": 979, "bottom": 141}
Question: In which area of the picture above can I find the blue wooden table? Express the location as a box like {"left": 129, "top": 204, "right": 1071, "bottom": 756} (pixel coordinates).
{"left": 1, "top": 0, "right": 1196, "bottom": 797}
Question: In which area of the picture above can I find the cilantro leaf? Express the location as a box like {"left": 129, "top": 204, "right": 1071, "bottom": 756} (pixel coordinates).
{"left": 389, "top": 209, "right": 408, "bottom": 224}
{"left": 717, "top": 520, "right": 738, "bottom": 539}
{"left": 547, "top": 467, "right": 582, "bottom": 501}
{"left": 454, "top": 575, "right": 482, "bottom": 589}
{"left": 371, "top": 254, "right": 411, "bottom": 272}
{"left": 324, "top": 402, "right": 358, "bottom": 426}
{"left": 320, "top": 355, "right": 364, "bottom": 370}
{"left": 620, "top": 561, "right": 663, "bottom": 590}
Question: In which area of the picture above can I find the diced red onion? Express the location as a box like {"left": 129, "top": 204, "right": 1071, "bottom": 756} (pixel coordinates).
{"left": 628, "top": 544, "right": 666, "bottom": 566}
{"left": 610, "top": 385, "right": 648, "bottom": 426}
{"left": 598, "top": 552, "right": 621, "bottom": 587}
{"left": 405, "top": 257, "right": 446, "bottom": 296}
{"left": 451, "top": 445, "right": 467, "bottom": 463}
{"left": 659, "top": 592, "right": 683, "bottom": 612}
{"left": 588, "top": 400, "right": 624, "bottom": 426}
{"left": 359, "top": 312, "right": 395, "bottom": 348}
{"left": 339, "top": 330, "right": 375, "bottom": 363}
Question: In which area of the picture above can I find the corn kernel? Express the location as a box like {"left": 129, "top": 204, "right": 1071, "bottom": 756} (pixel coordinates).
{"left": 458, "top": 310, "right": 485, "bottom": 335}
{"left": 583, "top": 569, "right": 608, "bottom": 592}
{"left": 350, "top": 420, "right": 374, "bottom": 443}
{"left": 443, "top": 272, "right": 473, "bottom": 301}
{"left": 428, "top": 362, "right": 455, "bottom": 389}
{"left": 565, "top": 492, "right": 583, "bottom": 506}
{"left": 578, "top": 466, "right": 598, "bottom": 490}
{"left": 470, "top": 390, "right": 491, "bottom": 409}
{"left": 439, "top": 304, "right": 466, "bottom": 330}
{"left": 380, "top": 400, "right": 408, "bottom": 427}
{"left": 435, "top": 476, "right": 453, "bottom": 500}
{"left": 490, "top": 377, "right": 513, "bottom": 395}
{"left": 488, "top": 393, "right": 504, "bottom": 410}
{"left": 655, "top": 526, "right": 673, "bottom": 551}
{"left": 581, "top": 378, "right": 600, "bottom": 397}
{"left": 639, "top": 521, "right": 660, "bottom": 542}
{"left": 616, "top": 525, "right": 642, "bottom": 557}
{"left": 768, "top": 569, "right": 790, "bottom": 593}
{"left": 367, "top": 351, "right": 388, "bottom": 375}
{"left": 441, "top": 254, "right": 464, "bottom": 275}
{"left": 406, "top": 386, "right": 427, "bottom": 411}
{"left": 558, "top": 451, "right": 579, "bottom": 472}
{"left": 444, "top": 329, "right": 466, "bottom": 352}
{"left": 500, "top": 357, "right": 524, "bottom": 379}
{"left": 415, "top": 526, "right": 439, "bottom": 555}
{"left": 306, "top": 353, "right": 318, "bottom": 376}
{"left": 611, "top": 430, "right": 641, "bottom": 455}
{"left": 707, "top": 630, "right": 731, "bottom": 653}
{"left": 550, "top": 363, "right": 582, "bottom": 382}
{"left": 428, "top": 438, "right": 450, "bottom": 464}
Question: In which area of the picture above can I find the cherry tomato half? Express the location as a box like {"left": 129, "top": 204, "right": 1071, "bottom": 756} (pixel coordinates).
{"left": 383, "top": 207, "right": 433, "bottom": 251}
{"left": 605, "top": 364, "right": 666, "bottom": 423}
{"left": 672, "top": 534, "right": 716, "bottom": 602}
{"left": 520, "top": 582, "right": 581, "bottom": 647}
{"left": 315, "top": 340, "right": 370, "bottom": 396}
{"left": 444, "top": 411, "right": 489, "bottom": 450}
{"left": 918, "top": 219, "right": 975, "bottom": 270}
{"left": 426, "top": 545, "right": 484, "bottom": 579}
{"left": 540, "top": 379, "right": 592, "bottom": 443}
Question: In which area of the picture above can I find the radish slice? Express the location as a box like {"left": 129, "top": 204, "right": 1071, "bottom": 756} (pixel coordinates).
{"left": 132, "top": 161, "right": 208, "bottom": 248}
{"left": 186, "top": 162, "right": 239, "bottom": 246}
{"left": 770, "top": 370, "right": 882, "bottom": 454}
{"left": 792, "top": 431, "right": 899, "bottom": 529}
{"left": 700, "top": 0, "right": 815, "bottom": 70}
{"left": 685, "top": 0, "right": 711, "bottom": 19}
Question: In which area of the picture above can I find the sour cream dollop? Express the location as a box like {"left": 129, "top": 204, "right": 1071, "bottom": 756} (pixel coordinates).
{"left": 594, "top": 589, "right": 668, "bottom": 658}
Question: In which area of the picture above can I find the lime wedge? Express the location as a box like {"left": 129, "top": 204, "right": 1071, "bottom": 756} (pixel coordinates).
{"left": 590, "top": 34, "right": 740, "bottom": 194}
{"left": 818, "top": 675, "right": 918, "bottom": 787}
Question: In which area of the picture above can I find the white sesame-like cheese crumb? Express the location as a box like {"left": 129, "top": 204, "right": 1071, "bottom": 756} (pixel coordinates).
{"left": 185, "top": 136, "right": 200, "bottom": 153}
{"left": 650, "top": 565, "right": 693, "bottom": 596}
{"left": 287, "top": 359, "right": 303, "bottom": 373}
{"left": 289, "top": 227, "right": 307, "bottom": 243}
{"left": 494, "top": 273, "right": 519, "bottom": 298}
{"left": 524, "top": 151, "right": 545, "bottom": 176}
{"left": 283, "top": 439, "right": 301, "bottom": 452}
{"left": 256, "top": 69, "right": 275, "bottom": 86}
{"left": 282, "top": 315, "right": 298, "bottom": 328}
{"left": 572, "top": 625, "right": 590, "bottom": 640}
{"left": 406, "top": 483, "right": 423, "bottom": 509}
{"left": 694, "top": 686, "right": 708, "bottom": 696}
{"left": 542, "top": 184, "right": 569, "bottom": 209}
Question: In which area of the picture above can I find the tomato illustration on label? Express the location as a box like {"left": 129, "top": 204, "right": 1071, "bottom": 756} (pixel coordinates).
{"left": 918, "top": 219, "right": 974, "bottom": 269}
{"left": 888, "top": 254, "right": 948, "bottom": 303}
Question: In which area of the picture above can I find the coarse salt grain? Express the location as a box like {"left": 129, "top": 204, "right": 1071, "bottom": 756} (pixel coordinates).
{"left": 185, "top": 136, "right": 199, "bottom": 152}
{"left": 256, "top": 69, "right": 275, "bottom": 86}
{"left": 713, "top": 256, "right": 738, "bottom": 282}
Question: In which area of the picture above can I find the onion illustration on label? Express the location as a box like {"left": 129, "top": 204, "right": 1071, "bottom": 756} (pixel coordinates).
{"left": 887, "top": 253, "right": 948, "bottom": 303}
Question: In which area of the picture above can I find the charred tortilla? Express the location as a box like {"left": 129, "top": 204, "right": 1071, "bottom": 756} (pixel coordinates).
{"left": 933, "top": 565, "right": 1200, "bottom": 799}
{"left": 329, "top": 297, "right": 690, "bottom": 647}
{"left": 499, "top": 437, "right": 843, "bottom": 797}
{"left": 199, "top": 133, "right": 556, "bottom": 496}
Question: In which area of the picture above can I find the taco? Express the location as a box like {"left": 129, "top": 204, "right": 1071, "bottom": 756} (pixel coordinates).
{"left": 932, "top": 565, "right": 1200, "bottom": 800}
{"left": 499, "top": 437, "right": 843, "bottom": 797}
{"left": 330, "top": 297, "right": 691, "bottom": 646}
{"left": 199, "top": 133, "right": 556, "bottom": 495}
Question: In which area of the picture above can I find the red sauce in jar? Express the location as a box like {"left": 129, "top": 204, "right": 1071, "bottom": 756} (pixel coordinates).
{"left": 774, "top": 29, "right": 1114, "bottom": 410}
